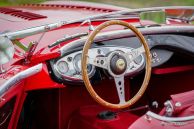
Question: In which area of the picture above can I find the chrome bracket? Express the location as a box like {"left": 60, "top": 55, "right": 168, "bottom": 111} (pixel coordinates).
{"left": 80, "top": 19, "right": 95, "bottom": 32}
{"left": 164, "top": 100, "right": 174, "bottom": 117}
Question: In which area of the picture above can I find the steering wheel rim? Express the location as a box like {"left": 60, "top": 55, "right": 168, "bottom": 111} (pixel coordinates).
{"left": 81, "top": 20, "right": 152, "bottom": 109}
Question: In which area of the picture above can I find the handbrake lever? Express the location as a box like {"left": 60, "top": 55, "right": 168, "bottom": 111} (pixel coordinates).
{"left": 97, "top": 105, "right": 149, "bottom": 120}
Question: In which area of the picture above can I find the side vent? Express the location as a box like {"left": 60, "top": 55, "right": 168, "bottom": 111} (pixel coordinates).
{"left": 22, "top": 4, "right": 114, "bottom": 12}
{"left": 11, "top": 12, "right": 47, "bottom": 20}
{"left": 0, "top": 7, "right": 47, "bottom": 20}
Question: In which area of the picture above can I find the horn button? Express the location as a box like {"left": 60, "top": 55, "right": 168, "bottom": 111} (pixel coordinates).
{"left": 110, "top": 53, "right": 127, "bottom": 75}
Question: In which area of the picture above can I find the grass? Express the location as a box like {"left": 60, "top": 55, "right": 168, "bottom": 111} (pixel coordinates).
{"left": 77, "top": 0, "right": 194, "bottom": 8}
{"left": 0, "top": 0, "right": 194, "bottom": 8}
{"left": 0, "top": 1, "right": 11, "bottom": 6}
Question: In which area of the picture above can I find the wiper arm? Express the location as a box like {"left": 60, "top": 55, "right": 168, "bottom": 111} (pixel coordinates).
{"left": 48, "top": 32, "right": 88, "bottom": 48}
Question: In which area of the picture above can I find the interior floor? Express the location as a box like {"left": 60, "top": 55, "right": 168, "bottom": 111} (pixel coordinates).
{"left": 16, "top": 66, "right": 194, "bottom": 129}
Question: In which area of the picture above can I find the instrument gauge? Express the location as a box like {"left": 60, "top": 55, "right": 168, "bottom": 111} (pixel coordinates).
{"left": 56, "top": 61, "right": 69, "bottom": 74}
{"left": 134, "top": 56, "right": 143, "bottom": 65}
{"left": 73, "top": 53, "right": 95, "bottom": 76}
{"left": 73, "top": 53, "right": 82, "bottom": 73}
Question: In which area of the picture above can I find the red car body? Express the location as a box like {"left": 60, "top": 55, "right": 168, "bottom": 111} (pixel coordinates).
{"left": 1, "top": 1, "right": 194, "bottom": 129}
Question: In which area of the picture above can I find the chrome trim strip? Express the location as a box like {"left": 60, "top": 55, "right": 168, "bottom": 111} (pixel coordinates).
{"left": 0, "top": 63, "right": 43, "bottom": 97}
{"left": 146, "top": 111, "right": 194, "bottom": 122}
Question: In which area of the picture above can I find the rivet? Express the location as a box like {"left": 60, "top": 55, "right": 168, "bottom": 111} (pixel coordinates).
{"left": 145, "top": 115, "right": 152, "bottom": 122}
{"left": 175, "top": 102, "right": 182, "bottom": 107}
{"left": 161, "top": 122, "right": 166, "bottom": 126}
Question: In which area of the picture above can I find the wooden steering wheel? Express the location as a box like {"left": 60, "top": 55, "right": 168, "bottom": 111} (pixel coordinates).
{"left": 81, "top": 20, "right": 151, "bottom": 109}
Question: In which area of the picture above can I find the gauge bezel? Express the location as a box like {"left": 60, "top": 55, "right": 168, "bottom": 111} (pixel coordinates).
{"left": 73, "top": 53, "right": 82, "bottom": 72}
{"left": 55, "top": 60, "right": 69, "bottom": 74}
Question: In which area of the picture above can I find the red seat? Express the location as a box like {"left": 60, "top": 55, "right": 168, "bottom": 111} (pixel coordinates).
{"left": 129, "top": 90, "right": 194, "bottom": 129}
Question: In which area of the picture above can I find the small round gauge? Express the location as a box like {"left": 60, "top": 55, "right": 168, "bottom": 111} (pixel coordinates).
{"left": 57, "top": 61, "right": 69, "bottom": 74}
{"left": 87, "top": 64, "right": 93, "bottom": 73}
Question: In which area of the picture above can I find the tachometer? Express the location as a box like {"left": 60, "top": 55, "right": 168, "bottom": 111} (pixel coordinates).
{"left": 73, "top": 53, "right": 82, "bottom": 73}
{"left": 73, "top": 53, "right": 95, "bottom": 76}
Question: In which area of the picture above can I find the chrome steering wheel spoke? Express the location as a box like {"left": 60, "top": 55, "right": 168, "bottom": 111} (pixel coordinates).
{"left": 87, "top": 56, "right": 108, "bottom": 69}
{"left": 114, "top": 76, "right": 126, "bottom": 104}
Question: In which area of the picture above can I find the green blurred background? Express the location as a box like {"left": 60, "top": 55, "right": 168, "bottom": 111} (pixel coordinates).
{"left": 1, "top": 0, "right": 194, "bottom": 8}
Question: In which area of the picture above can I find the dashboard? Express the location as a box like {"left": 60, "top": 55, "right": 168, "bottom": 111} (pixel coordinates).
{"left": 52, "top": 46, "right": 145, "bottom": 83}
{"left": 49, "top": 33, "right": 194, "bottom": 84}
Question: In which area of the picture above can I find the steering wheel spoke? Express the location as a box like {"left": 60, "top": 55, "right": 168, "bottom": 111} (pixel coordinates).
{"left": 126, "top": 45, "right": 145, "bottom": 63}
{"left": 114, "top": 76, "right": 126, "bottom": 104}
{"left": 87, "top": 56, "right": 108, "bottom": 69}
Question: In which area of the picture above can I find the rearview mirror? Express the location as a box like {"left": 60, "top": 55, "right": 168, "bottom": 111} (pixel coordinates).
{"left": 140, "top": 10, "right": 166, "bottom": 24}
{"left": 0, "top": 36, "right": 15, "bottom": 65}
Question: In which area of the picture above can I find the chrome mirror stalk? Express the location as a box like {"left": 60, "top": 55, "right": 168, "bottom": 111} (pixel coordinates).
{"left": 80, "top": 19, "right": 95, "bottom": 32}
{"left": 24, "top": 41, "right": 38, "bottom": 64}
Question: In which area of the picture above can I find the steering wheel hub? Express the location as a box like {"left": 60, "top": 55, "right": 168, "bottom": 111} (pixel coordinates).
{"left": 110, "top": 54, "right": 127, "bottom": 75}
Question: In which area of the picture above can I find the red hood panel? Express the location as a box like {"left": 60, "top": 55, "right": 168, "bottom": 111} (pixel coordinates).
{"left": 0, "top": 1, "right": 126, "bottom": 32}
